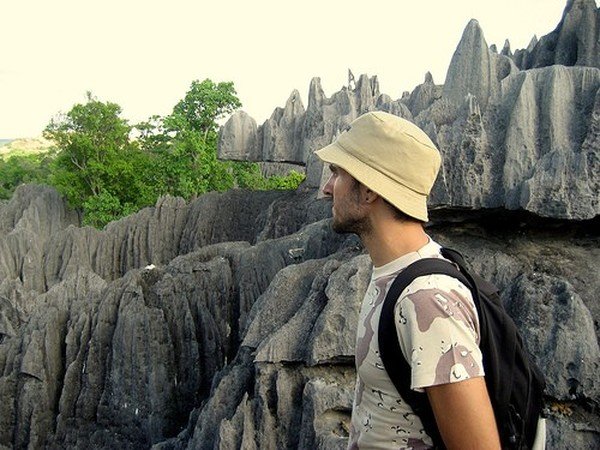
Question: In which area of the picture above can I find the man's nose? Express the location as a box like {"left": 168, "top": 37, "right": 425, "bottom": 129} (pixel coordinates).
{"left": 317, "top": 174, "right": 334, "bottom": 199}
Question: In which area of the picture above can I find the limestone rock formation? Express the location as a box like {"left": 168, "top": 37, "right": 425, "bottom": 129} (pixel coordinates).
{"left": 442, "top": 19, "right": 517, "bottom": 111}
{"left": 158, "top": 215, "right": 599, "bottom": 450}
{"left": 218, "top": 111, "right": 260, "bottom": 161}
{"left": 0, "top": 184, "right": 351, "bottom": 449}
{"left": 261, "top": 90, "right": 306, "bottom": 163}
{"left": 404, "top": 72, "right": 441, "bottom": 118}
{"left": 513, "top": 0, "right": 600, "bottom": 70}
{"left": 429, "top": 64, "right": 600, "bottom": 219}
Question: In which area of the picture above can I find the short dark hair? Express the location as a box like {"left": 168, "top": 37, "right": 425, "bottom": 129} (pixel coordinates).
{"left": 349, "top": 176, "right": 424, "bottom": 224}
{"left": 383, "top": 198, "right": 424, "bottom": 223}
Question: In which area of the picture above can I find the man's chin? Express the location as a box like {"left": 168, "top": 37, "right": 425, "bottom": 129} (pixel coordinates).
{"left": 331, "top": 219, "right": 353, "bottom": 234}
{"left": 331, "top": 216, "right": 369, "bottom": 236}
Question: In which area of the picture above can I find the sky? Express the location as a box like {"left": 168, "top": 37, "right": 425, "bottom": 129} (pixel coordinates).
{"left": 0, "top": 0, "right": 576, "bottom": 138}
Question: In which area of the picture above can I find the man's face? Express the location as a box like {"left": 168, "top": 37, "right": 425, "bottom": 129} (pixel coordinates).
{"left": 321, "top": 165, "right": 371, "bottom": 235}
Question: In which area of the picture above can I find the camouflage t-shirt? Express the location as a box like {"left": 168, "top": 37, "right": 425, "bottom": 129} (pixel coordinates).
{"left": 347, "top": 239, "right": 484, "bottom": 449}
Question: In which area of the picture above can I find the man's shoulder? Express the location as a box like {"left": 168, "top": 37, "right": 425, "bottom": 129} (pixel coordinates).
{"left": 399, "top": 272, "right": 475, "bottom": 309}
{"left": 400, "top": 250, "right": 474, "bottom": 300}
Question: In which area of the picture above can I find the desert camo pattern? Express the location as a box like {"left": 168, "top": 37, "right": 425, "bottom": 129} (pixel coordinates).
{"left": 347, "top": 239, "right": 484, "bottom": 449}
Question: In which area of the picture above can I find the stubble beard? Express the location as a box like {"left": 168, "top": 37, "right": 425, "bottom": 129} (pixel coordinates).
{"left": 332, "top": 215, "right": 371, "bottom": 236}
{"left": 330, "top": 177, "right": 372, "bottom": 237}
{"left": 331, "top": 204, "right": 372, "bottom": 237}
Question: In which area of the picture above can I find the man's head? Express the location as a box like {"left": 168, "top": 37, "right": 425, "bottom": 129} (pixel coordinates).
{"left": 316, "top": 111, "right": 441, "bottom": 224}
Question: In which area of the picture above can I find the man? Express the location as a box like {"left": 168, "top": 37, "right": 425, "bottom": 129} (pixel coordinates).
{"left": 315, "top": 111, "right": 501, "bottom": 449}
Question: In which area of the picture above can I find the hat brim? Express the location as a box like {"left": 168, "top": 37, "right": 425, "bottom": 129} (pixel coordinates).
{"left": 316, "top": 141, "right": 429, "bottom": 222}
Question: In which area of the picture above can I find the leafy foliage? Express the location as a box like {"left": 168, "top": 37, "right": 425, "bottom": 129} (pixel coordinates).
{"left": 138, "top": 79, "right": 242, "bottom": 197}
{"left": 169, "top": 79, "right": 241, "bottom": 134}
{"left": 45, "top": 92, "right": 155, "bottom": 225}
{"left": 231, "top": 163, "right": 305, "bottom": 190}
{"left": 82, "top": 191, "right": 140, "bottom": 229}
{"left": 0, "top": 153, "right": 53, "bottom": 199}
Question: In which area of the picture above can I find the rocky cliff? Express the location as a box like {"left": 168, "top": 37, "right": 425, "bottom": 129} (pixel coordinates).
{"left": 1, "top": 1, "right": 599, "bottom": 449}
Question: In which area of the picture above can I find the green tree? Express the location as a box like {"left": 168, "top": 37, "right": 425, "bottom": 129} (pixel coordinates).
{"left": 263, "top": 170, "right": 305, "bottom": 190}
{"left": 40, "top": 81, "right": 304, "bottom": 228}
{"left": 140, "top": 79, "right": 304, "bottom": 197}
{"left": 0, "top": 153, "right": 53, "bottom": 199}
{"left": 167, "top": 79, "right": 241, "bottom": 136}
{"left": 45, "top": 92, "right": 155, "bottom": 226}
{"left": 230, "top": 163, "right": 305, "bottom": 191}
{"left": 138, "top": 79, "right": 241, "bottom": 197}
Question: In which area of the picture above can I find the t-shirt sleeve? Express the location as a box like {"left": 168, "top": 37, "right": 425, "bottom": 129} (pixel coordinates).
{"left": 393, "top": 273, "right": 484, "bottom": 392}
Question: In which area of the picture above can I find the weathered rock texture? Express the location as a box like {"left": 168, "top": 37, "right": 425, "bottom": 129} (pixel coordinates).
{"left": 218, "top": 0, "right": 600, "bottom": 221}
{"left": 1, "top": 190, "right": 599, "bottom": 450}
{"left": 1, "top": 2, "right": 599, "bottom": 449}
{"left": 0, "top": 184, "right": 350, "bottom": 449}
{"left": 513, "top": 0, "right": 600, "bottom": 70}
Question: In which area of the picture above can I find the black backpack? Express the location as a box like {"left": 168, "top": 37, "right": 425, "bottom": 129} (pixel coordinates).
{"left": 378, "top": 247, "right": 545, "bottom": 450}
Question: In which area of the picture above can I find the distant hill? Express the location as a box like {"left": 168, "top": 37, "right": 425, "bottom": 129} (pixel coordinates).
{"left": 0, "top": 136, "right": 54, "bottom": 159}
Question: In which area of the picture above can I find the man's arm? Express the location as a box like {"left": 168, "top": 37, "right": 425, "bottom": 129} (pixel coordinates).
{"left": 426, "top": 377, "right": 501, "bottom": 450}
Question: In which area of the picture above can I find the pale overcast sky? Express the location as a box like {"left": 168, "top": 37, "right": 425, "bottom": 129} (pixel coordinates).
{"left": 0, "top": 0, "right": 575, "bottom": 138}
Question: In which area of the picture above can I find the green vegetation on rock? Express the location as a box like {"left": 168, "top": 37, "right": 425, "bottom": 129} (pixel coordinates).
{"left": 2, "top": 80, "right": 305, "bottom": 227}
{"left": 0, "top": 152, "right": 54, "bottom": 200}
{"left": 44, "top": 92, "right": 155, "bottom": 227}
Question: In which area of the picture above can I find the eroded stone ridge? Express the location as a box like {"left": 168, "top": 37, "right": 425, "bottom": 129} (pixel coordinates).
{"left": 513, "top": 0, "right": 599, "bottom": 70}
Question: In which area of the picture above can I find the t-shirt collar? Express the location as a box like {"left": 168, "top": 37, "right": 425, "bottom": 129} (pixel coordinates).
{"left": 371, "top": 236, "right": 442, "bottom": 280}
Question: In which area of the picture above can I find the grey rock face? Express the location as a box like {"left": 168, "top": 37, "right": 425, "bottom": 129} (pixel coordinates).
{"left": 426, "top": 24, "right": 599, "bottom": 220}
{"left": 504, "top": 273, "right": 600, "bottom": 401}
{"left": 181, "top": 252, "right": 365, "bottom": 450}
{"left": 249, "top": 254, "right": 370, "bottom": 365}
{"left": 261, "top": 90, "right": 306, "bottom": 163}
{"left": 0, "top": 186, "right": 351, "bottom": 449}
{"left": 0, "top": 184, "right": 80, "bottom": 292}
{"left": 167, "top": 216, "right": 599, "bottom": 450}
{"left": 404, "top": 72, "right": 442, "bottom": 118}
{"left": 547, "top": 414, "right": 600, "bottom": 450}
{"left": 443, "top": 19, "right": 516, "bottom": 110}
{"left": 426, "top": 64, "right": 600, "bottom": 220}
{"left": 0, "top": 186, "right": 314, "bottom": 301}
{"left": 218, "top": 110, "right": 260, "bottom": 161}
{"left": 514, "top": 0, "right": 600, "bottom": 70}
{"left": 494, "top": 66, "right": 600, "bottom": 218}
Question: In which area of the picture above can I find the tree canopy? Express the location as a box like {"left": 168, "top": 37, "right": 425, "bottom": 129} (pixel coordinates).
{"left": 44, "top": 92, "right": 156, "bottom": 227}
{"left": 0, "top": 153, "right": 53, "bottom": 199}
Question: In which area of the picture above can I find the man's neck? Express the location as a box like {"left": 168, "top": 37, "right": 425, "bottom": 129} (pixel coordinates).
{"left": 360, "top": 219, "right": 429, "bottom": 267}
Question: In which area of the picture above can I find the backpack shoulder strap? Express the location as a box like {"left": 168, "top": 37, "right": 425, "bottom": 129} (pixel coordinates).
{"left": 378, "top": 255, "right": 472, "bottom": 449}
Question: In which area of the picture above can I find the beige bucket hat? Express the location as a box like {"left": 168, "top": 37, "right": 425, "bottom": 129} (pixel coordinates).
{"left": 315, "top": 111, "right": 441, "bottom": 222}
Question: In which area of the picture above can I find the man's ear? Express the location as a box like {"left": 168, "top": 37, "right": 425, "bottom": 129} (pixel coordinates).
{"left": 363, "top": 187, "right": 379, "bottom": 204}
